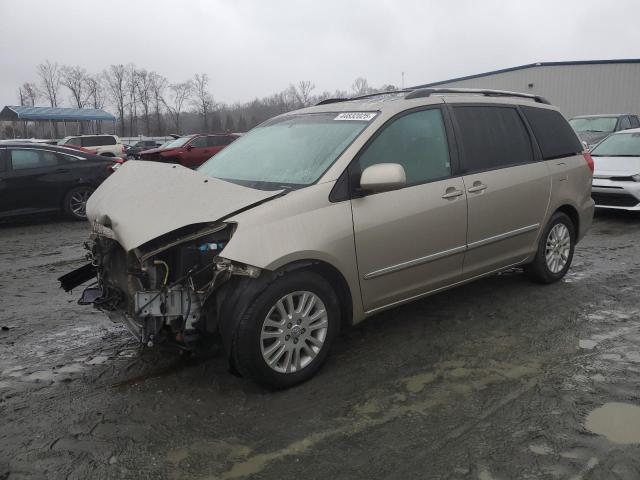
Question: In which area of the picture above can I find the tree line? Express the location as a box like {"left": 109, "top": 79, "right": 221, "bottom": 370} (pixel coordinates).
{"left": 9, "top": 60, "right": 398, "bottom": 139}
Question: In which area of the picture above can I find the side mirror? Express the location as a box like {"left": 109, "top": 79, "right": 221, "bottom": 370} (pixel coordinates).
{"left": 360, "top": 163, "right": 406, "bottom": 193}
{"left": 186, "top": 144, "right": 193, "bottom": 151}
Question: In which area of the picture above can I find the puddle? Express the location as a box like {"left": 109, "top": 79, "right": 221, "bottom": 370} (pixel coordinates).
{"left": 586, "top": 402, "right": 640, "bottom": 444}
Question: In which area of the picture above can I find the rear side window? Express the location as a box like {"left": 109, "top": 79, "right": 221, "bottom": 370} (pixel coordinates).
{"left": 10, "top": 149, "right": 59, "bottom": 170}
{"left": 66, "top": 137, "right": 81, "bottom": 146}
{"left": 82, "top": 136, "right": 116, "bottom": 147}
{"left": 190, "top": 136, "right": 208, "bottom": 148}
{"left": 521, "top": 106, "right": 583, "bottom": 160}
{"left": 208, "top": 136, "right": 234, "bottom": 147}
{"left": 358, "top": 108, "right": 451, "bottom": 185}
{"left": 619, "top": 116, "right": 632, "bottom": 130}
{"left": 453, "top": 106, "right": 533, "bottom": 172}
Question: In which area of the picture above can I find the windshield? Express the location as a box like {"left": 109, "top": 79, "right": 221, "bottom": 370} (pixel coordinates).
{"left": 198, "top": 112, "right": 375, "bottom": 188}
{"left": 165, "top": 137, "right": 192, "bottom": 148}
{"left": 569, "top": 117, "right": 618, "bottom": 133}
{"left": 591, "top": 132, "right": 640, "bottom": 156}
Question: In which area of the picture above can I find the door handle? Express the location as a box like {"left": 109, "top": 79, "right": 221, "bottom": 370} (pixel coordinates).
{"left": 441, "top": 189, "right": 464, "bottom": 199}
{"left": 55, "top": 168, "right": 70, "bottom": 173}
{"left": 467, "top": 183, "right": 487, "bottom": 193}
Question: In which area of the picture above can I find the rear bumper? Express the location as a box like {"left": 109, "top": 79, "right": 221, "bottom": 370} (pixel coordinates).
{"left": 592, "top": 179, "right": 640, "bottom": 211}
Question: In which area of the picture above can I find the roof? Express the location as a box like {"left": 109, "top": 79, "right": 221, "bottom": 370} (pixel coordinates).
{"left": 413, "top": 59, "right": 640, "bottom": 88}
{"left": 572, "top": 114, "right": 633, "bottom": 118}
{"left": 0, "top": 105, "right": 116, "bottom": 122}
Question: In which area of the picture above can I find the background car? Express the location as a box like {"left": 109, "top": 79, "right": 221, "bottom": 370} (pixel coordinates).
{"left": 124, "top": 139, "right": 162, "bottom": 159}
{"left": 569, "top": 114, "right": 640, "bottom": 149}
{"left": 58, "top": 134, "right": 125, "bottom": 158}
{"left": 591, "top": 128, "right": 640, "bottom": 210}
{"left": 0, "top": 143, "right": 121, "bottom": 220}
{"left": 138, "top": 133, "right": 239, "bottom": 168}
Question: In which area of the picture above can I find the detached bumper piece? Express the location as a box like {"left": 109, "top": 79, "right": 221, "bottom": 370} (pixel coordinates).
{"left": 58, "top": 263, "right": 97, "bottom": 292}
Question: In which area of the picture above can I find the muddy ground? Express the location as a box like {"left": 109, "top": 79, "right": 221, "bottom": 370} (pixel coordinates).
{"left": 1, "top": 211, "right": 640, "bottom": 480}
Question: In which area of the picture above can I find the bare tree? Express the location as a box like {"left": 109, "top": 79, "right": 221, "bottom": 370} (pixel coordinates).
{"left": 163, "top": 81, "right": 193, "bottom": 133}
{"left": 136, "top": 69, "right": 154, "bottom": 135}
{"left": 85, "top": 74, "right": 106, "bottom": 109}
{"left": 37, "top": 60, "right": 61, "bottom": 107}
{"left": 18, "top": 82, "right": 38, "bottom": 106}
{"left": 60, "top": 65, "right": 89, "bottom": 108}
{"left": 351, "top": 77, "right": 372, "bottom": 96}
{"left": 149, "top": 72, "right": 167, "bottom": 135}
{"left": 126, "top": 64, "right": 140, "bottom": 136}
{"left": 85, "top": 74, "right": 105, "bottom": 134}
{"left": 292, "top": 80, "right": 315, "bottom": 107}
{"left": 192, "top": 73, "right": 214, "bottom": 132}
{"left": 104, "top": 64, "right": 127, "bottom": 136}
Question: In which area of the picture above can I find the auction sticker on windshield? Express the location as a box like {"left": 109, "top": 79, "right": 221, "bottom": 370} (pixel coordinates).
{"left": 334, "top": 112, "right": 377, "bottom": 121}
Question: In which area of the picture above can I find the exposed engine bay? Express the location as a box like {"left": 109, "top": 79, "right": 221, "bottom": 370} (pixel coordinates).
{"left": 59, "top": 223, "right": 261, "bottom": 350}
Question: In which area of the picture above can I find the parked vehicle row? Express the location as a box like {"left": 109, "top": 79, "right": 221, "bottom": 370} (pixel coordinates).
{"left": 61, "top": 88, "right": 594, "bottom": 388}
{"left": 569, "top": 114, "right": 640, "bottom": 149}
{"left": 0, "top": 144, "right": 121, "bottom": 220}
{"left": 138, "top": 133, "right": 239, "bottom": 168}
{"left": 58, "top": 134, "right": 125, "bottom": 158}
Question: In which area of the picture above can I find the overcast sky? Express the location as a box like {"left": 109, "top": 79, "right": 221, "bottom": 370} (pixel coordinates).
{"left": 1, "top": 0, "right": 639, "bottom": 109}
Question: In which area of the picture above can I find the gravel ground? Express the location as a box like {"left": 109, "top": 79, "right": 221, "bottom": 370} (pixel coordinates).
{"left": 1, "top": 211, "right": 640, "bottom": 479}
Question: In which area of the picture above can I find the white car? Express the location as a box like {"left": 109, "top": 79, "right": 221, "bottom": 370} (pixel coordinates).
{"left": 591, "top": 128, "right": 640, "bottom": 210}
{"left": 58, "top": 134, "right": 124, "bottom": 158}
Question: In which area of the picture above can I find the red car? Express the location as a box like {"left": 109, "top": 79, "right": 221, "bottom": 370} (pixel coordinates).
{"left": 138, "top": 133, "right": 239, "bottom": 168}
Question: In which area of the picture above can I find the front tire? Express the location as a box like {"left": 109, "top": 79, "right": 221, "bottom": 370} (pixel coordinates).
{"left": 524, "top": 212, "right": 575, "bottom": 284}
{"left": 232, "top": 271, "right": 339, "bottom": 389}
{"left": 63, "top": 186, "right": 94, "bottom": 221}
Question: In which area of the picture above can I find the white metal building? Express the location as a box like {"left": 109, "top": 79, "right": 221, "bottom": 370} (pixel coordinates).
{"left": 413, "top": 59, "right": 640, "bottom": 118}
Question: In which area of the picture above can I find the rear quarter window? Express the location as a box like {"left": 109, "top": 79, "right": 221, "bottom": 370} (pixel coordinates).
{"left": 453, "top": 106, "right": 533, "bottom": 173}
{"left": 82, "top": 136, "right": 116, "bottom": 147}
{"left": 521, "top": 106, "right": 583, "bottom": 160}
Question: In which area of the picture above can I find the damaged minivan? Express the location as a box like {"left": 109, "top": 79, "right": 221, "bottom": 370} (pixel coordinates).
{"left": 60, "top": 88, "right": 594, "bottom": 388}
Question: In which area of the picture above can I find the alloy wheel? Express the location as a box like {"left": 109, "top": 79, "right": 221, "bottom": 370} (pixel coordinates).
{"left": 545, "top": 223, "right": 571, "bottom": 273}
{"left": 260, "top": 291, "right": 328, "bottom": 374}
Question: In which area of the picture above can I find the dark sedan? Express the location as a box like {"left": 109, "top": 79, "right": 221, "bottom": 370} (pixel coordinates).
{"left": 0, "top": 143, "right": 121, "bottom": 221}
{"left": 124, "top": 139, "right": 162, "bottom": 159}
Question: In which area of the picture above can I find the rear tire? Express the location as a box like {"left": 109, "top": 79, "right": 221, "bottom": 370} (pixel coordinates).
{"left": 63, "top": 186, "right": 94, "bottom": 221}
{"left": 524, "top": 212, "right": 575, "bottom": 284}
{"left": 231, "top": 271, "right": 339, "bottom": 389}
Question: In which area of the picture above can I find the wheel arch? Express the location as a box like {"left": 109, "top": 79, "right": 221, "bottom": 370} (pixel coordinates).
{"left": 59, "top": 183, "right": 96, "bottom": 211}
{"left": 554, "top": 204, "right": 580, "bottom": 235}
{"left": 214, "top": 258, "right": 354, "bottom": 365}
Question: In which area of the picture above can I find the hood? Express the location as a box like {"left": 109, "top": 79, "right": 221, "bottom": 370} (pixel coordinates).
{"left": 86, "top": 161, "right": 283, "bottom": 251}
{"left": 593, "top": 156, "right": 640, "bottom": 177}
{"left": 578, "top": 131, "right": 609, "bottom": 146}
{"left": 140, "top": 146, "right": 176, "bottom": 155}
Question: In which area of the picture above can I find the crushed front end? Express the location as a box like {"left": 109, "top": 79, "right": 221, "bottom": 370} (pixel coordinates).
{"left": 59, "top": 223, "right": 260, "bottom": 350}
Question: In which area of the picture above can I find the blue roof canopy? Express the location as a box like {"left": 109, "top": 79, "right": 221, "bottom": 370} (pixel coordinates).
{"left": 0, "top": 105, "right": 116, "bottom": 122}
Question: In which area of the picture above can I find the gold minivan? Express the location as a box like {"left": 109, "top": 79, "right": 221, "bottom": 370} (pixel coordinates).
{"left": 61, "top": 88, "right": 594, "bottom": 388}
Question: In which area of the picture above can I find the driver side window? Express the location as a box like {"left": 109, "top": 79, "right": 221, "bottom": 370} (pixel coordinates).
{"left": 357, "top": 108, "right": 451, "bottom": 186}
{"left": 190, "top": 136, "right": 207, "bottom": 148}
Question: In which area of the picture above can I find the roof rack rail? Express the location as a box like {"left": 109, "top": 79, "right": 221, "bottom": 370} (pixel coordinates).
{"left": 315, "top": 89, "right": 411, "bottom": 106}
{"left": 404, "top": 87, "right": 550, "bottom": 104}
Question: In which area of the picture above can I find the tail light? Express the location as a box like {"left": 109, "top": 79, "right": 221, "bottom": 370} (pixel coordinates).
{"left": 583, "top": 151, "right": 594, "bottom": 173}
{"left": 109, "top": 158, "right": 124, "bottom": 173}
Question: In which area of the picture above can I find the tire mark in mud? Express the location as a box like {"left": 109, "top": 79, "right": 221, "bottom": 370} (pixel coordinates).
{"left": 166, "top": 358, "right": 542, "bottom": 480}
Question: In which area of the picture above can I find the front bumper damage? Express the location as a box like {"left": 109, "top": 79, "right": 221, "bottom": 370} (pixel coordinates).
{"left": 59, "top": 223, "right": 261, "bottom": 349}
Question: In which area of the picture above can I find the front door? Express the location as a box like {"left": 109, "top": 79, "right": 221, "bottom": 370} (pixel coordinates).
{"left": 350, "top": 107, "right": 468, "bottom": 313}
{"left": 449, "top": 104, "right": 551, "bottom": 278}
{"left": 1, "top": 147, "right": 63, "bottom": 214}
